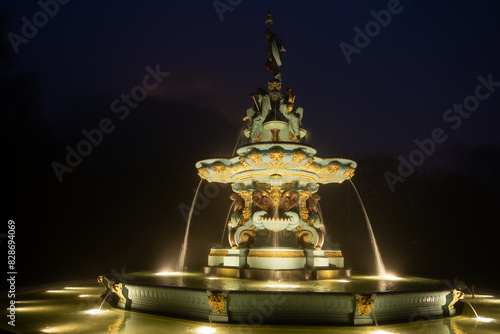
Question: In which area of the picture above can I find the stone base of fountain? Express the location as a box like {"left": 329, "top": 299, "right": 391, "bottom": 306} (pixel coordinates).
{"left": 98, "top": 272, "right": 462, "bottom": 326}
{"left": 203, "top": 266, "right": 350, "bottom": 280}
{"left": 205, "top": 247, "right": 348, "bottom": 280}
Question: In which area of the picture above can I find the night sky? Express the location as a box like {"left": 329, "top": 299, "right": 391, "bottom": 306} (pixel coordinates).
{"left": 2, "top": 1, "right": 500, "bottom": 288}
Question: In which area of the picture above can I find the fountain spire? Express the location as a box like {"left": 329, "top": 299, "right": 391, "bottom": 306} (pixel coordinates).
{"left": 264, "top": 12, "right": 286, "bottom": 80}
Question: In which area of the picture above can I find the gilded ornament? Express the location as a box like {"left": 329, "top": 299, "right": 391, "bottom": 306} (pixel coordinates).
{"left": 111, "top": 283, "right": 126, "bottom": 302}
{"left": 208, "top": 291, "right": 226, "bottom": 314}
{"left": 344, "top": 166, "right": 355, "bottom": 179}
{"left": 247, "top": 250, "right": 305, "bottom": 258}
{"left": 253, "top": 132, "right": 262, "bottom": 143}
{"left": 239, "top": 229, "right": 256, "bottom": 248}
{"left": 449, "top": 289, "right": 464, "bottom": 309}
{"left": 324, "top": 251, "right": 342, "bottom": 258}
{"left": 289, "top": 132, "right": 299, "bottom": 142}
{"left": 357, "top": 294, "right": 374, "bottom": 316}
{"left": 269, "top": 188, "right": 283, "bottom": 208}
{"left": 198, "top": 166, "right": 209, "bottom": 176}
{"left": 327, "top": 161, "right": 341, "bottom": 174}
{"left": 296, "top": 230, "right": 314, "bottom": 249}
{"left": 301, "top": 157, "right": 324, "bottom": 174}
{"left": 269, "top": 148, "right": 285, "bottom": 162}
{"left": 212, "top": 162, "right": 226, "bottom": 173}
{"left": 247, "top": 150, "right": 262, "bottom": 163}
{"left": 209, "top": 250, "right": 229, "bottom": 257}
{"left": 292, "top": 150, "right": 307, "bottom": 163}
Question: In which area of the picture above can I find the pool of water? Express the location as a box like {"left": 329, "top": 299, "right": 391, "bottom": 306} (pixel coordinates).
{"left": 117, "top": 271, "right": 448, "bottom": 294}
{"left": 1, "top": 278, "right": 499, "bottom": 334}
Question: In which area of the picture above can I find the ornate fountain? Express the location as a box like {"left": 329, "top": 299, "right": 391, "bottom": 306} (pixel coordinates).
{"left": 197, "top": 13, "right": 356, "bottom": 280}
{"left": 97, "top": 13, "right": 464, "bottom": 326}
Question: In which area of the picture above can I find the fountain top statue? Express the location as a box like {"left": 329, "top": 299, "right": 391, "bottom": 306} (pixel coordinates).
{"left": 196, "top": 13, "right": 356, "bottom": 279}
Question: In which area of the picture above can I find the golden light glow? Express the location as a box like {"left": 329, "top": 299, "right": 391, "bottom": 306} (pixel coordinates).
{"left": 197, "top": 326, "right": 216, "bottom": 334}
{"left": 155, "top": 271, "right": 183, "bottom": 276}
{"left": 380, "top": 274, "right": 402, "bottom": 280}
{"left": 46, "top": 290, "right": 71, "bottom": 293}
{"left": 266, "top": 283, "right": 300, "bottom": 289}
{"left": 475, "top": 316, "right": 495, "bottom": 323}
{"left": 85, "top": 309, "right": 108, "bottom": 315}
{"left": 464, "top": 294, "right": 494, "bottom": 298}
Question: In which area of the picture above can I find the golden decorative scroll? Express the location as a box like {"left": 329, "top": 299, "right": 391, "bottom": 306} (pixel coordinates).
{"left": 239, "top": 229, "right": 256, "bottom": 248}
{"left": 357, "top": 294, "right": 374, "bottom": 316}
{"left": 324, "top": 251, "right": 343, "bottom": 258}
{"left": 248, "top": 250, "right": 305, "bottom": 258}
{"left": 208, "top": 291, "right": 226, "bottom": 314}
{"left": 296, "top": 229, "right": 314, "bottom": 249}
{"left": 209, "top": 250, "right": 229, "bottom": 257}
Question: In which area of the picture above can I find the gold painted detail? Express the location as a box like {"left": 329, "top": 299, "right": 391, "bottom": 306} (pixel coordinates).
{"left": 344, "top": 166, "right": 355, "bottom": 180}
{"left": 209, "top": 250, "right": 229, "bottom": 257}
{"left": 449, "top": 289, "right": 464, "bottom": 309}
{"left": 111, "top": 283, "right": 126, "bottom": 302}
{"left": 239, "top": 229, "right": 256, "bottom": 248}
{"left": 198, "top": 166, "right": 210, "bottom": 181}
{"left": 230, "top": 157, "right": 250, "bottom": 175}
{"left": 327, "top": 161, "right": 341, "bottom": 174}
{"left": 208, "top": 291, "right": 226, "bottom": 314}
{"left": 269, "top": 187, "right": 283, "bottom": 208}
{"left": 300, "top": 157, "right": 324, "bottom": 174}
{"left": 97, "top": 276, "right": 108, "bottom": 290}
{"left": 289, "top": 132, "right": 299, "bottom": 142}
{"left": 324, "top": 251, "right": 343, "bottom": 258}
{"left": 292, "top": 150, "right": 307, "bottom": 163}
{"left": 300, "top": 191, "right": 312, "bottom": 221}
{"left": 357, "top": 294, "right": 375, "bottom": 316}
{"left": 237, "top": 190, "right": 253, "bottom": 200}
{"left": 269, "top": 148, "right": 284, "bottom": 162}
{"left": 248, "top": 251, "right": 305, "bottom": 258}
{"left": 253, "top": 132, "right": 262, "bottom": 143}
{"left": 247, "top": 150, "right": 262, "bottom": 163}
{"left": 257, "top": 230, "right": 270, "bottom": 237}
{"left": 232, "top": 171, "right": 319, "bottom": 184}
{"left": 296, "top": 230, "right": 314, "bottom": 249}
{"left": 213, "top": 162, "right": 226, "bottom": 173}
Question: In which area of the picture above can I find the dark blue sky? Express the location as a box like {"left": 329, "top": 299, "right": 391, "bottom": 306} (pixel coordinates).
{"left": 4, "top": 0, "right": 500, "bottom": 284}
{"left": 3, "top": 0, "right": 500, "bottom": 154}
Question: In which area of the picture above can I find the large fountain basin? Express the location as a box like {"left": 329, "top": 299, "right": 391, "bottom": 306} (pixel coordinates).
{"left": 99, "top": 271, "right": 462, "bottom": 325}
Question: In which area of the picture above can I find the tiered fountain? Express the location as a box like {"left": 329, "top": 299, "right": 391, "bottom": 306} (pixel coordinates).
{"left": 98, "top": 13, "right": 464, "bottom": 326}
{"left": 198, "top": 69, "right": 355, "bottom": 280}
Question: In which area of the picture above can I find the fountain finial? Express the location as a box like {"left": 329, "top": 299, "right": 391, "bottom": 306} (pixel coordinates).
{"left": 264, "top": 11, "right": 286, "bottom": 78}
